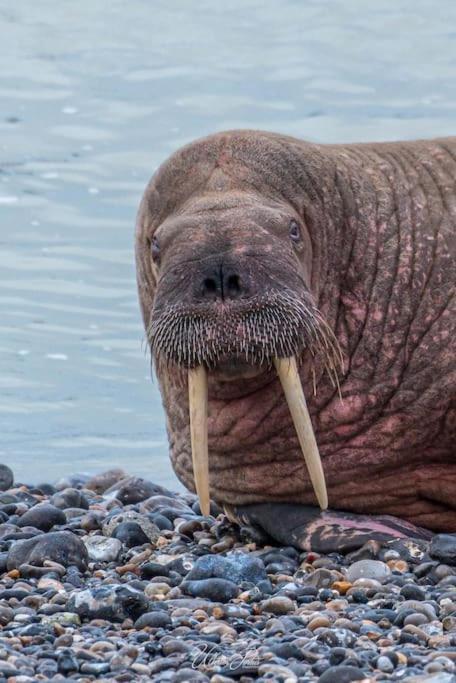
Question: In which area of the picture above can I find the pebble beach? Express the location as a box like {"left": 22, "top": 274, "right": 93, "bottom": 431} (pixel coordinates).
{"left": 0, "top": 464, "right": 455, "bottom": 683}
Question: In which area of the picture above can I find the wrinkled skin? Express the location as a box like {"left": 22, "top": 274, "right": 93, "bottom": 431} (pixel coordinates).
{"left": 136, "top": 130, "right": 456, "bottom": 541}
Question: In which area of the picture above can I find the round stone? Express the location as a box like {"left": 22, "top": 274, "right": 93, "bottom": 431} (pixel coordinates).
{"left": 181, "top": 578, "right": 239, "bottom": 602}
{"left": 7, "top": 530, "right": 88, "bottom": 570}
{"left": 102, "top": 510, "right": 159, "bottom": 544}
{"left": 346, "top": 560, "right": 391, "bottom": 584}
{"left": 318, "top": 665, "right": 366, "bottom": 682}
{"left": 0, "top": 465, "right": 14, "bottom": 491}
{"left": 83, "top": 535, "right": 123, "bottom": 562}
{"left": 134, "top": 611, "right": 172, "bottom": 629}
{"left": 17, "top": 503, "right": 66, "bottom": 531}
{"left": 112, "top": 521, "right": 150, "bottom": 548}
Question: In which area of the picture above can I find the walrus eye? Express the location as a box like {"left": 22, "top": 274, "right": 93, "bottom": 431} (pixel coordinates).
{"left": 289, "top": 219, "right": 301, "bottom": 243}
{"left": 150, "top": 237, "right": 160, "bottom": 264}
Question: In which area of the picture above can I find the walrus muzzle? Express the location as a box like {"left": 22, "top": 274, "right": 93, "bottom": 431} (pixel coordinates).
{"left": 149, "top": 287, "right": 342, "bottom": 514}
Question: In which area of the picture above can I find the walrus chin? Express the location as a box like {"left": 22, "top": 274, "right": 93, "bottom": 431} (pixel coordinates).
{"left": 148, "top": 289, "right": 343, "bottom": 516}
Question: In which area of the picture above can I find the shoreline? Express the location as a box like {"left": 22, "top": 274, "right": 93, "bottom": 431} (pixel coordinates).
{"left": 0, "top": 465, "right": 455, "bottom": 682}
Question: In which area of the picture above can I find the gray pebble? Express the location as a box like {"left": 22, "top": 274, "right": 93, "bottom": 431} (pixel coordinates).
{"left": 7, "top": 530, "right": 88, "bottom": 570}
{"left": 346, "top": 559, "right": 391, "bottom": 583}
{"left": 17, "top": 503, "right": 66, "bottom": 531}
{"left": 83, "top": 535, "right": 123, "bottom": 562}
{"left": 0, "top": 464, "right": 14, "bottom": 491}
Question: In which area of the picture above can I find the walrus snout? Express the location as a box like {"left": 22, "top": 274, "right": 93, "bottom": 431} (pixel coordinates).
{"left": 200, "top": 263, "right": 245, "bottom": 301}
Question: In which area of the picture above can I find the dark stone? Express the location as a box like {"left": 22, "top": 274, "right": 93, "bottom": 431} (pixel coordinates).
{"left": 318, "top": 665, "right": 366, "bottom": 683}
{"left": 54, "top": 473, "right": 90, "bottom": 490}
{"left": 329, "top": 648, "right": 348, "bottom": 666}
{"left": 112, "top": 521, "right": 150, "bottom": 547}
{"left": 104, "top": 477, "right": 170, "bottom": 504}
{"left": 318, "top": 629, "right": 357, "bottom": 649}
{"left": 17, "top": 504, "right": 66, "bottom": 532}
{"left": 399, "top": 584, "right": 426, "bottom": 601}
{"left": 349, "top": 589, "right": 368, "bottom": 604}
{"left": 85, "top": 468, "right": 127, "bottom": 494}
{"left": 80, "top": 511, "right": 103, "bottom": 532}
{"left": 268, "top": 642, "right": 305, "bottom": 660}
{"left": 430, "top": 534, "right": 456, "bottom": 566}
{"left": 191, "top": 499, "right": 220, "bottom": 517}
{"left": 68, "top": 585, "right": 148, "bottom": 621}
{"left": 0, "top": 465, "right": 13, "bottom": 492}
{"left": 51, "top": 488, "right": 89, "bottom": 510}
{"left": 36, "top": 483, "right": 56, "bottom": 496}
{"left": 134, "top": 611, "right": 172, "bottom": 629}
{"left": 172, "top": 668, "right": 210, "bottom": 682}
{"left": 80, "top": 662, "right": 111, "bottom": 675}
{"left": 151, "top": 513, "right": 173, "bottom": 531}
{"left": 57, "top": 650, "right": 79, "bottom": 674}
{"left": 181, "top": 578, "right": 239, "bottom": 602}
{"left": 141, "top": 561, "right": 171, "bottom": 579}
{"left": 7, "top": 531, "right": 88, "bottom": 570}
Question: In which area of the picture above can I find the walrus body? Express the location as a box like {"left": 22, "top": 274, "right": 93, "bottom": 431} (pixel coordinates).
{"left": 136, "top": 130, "right": 455, "bottom": 543}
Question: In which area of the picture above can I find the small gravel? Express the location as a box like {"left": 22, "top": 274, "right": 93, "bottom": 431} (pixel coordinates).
{"left": 0, "top": 465, "right": 455, "bottom": 682}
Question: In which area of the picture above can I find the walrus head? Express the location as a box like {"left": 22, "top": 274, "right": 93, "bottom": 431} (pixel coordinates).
{"left": 136, "top": 131, "right": 343, "bottom": 515}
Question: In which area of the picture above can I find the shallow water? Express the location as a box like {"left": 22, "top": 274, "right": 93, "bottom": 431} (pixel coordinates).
{"left": 1, "top": 1, "right": 455, "bottom": 485}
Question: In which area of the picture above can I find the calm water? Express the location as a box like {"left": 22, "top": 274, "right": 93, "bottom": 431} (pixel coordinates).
{"left": 1, "top": 1, "right": 455, "bottom": 485}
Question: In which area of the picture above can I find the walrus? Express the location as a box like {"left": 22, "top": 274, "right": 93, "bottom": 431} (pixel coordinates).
{"left": 135, "top": 130, "right": 455, "bottom": 552}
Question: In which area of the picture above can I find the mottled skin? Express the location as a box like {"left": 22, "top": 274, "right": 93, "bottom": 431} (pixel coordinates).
{"left": 136, "top": 130, "right": 456, "bottom": 535}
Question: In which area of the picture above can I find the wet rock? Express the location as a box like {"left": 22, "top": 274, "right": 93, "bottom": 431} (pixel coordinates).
{"left": 318, "top": 665, "right": 366, "bottom": 682}
{"left": 17, "top": 503, "right": 66, "bottom": 531}
{"left": 102, "top": 510, "right": 159, "bottom": 544}
{"left": 57, "top": 650, "right": 79, "bottom": 674}
{"left": 68, "top": 584, "right": 148, "bottom": 621}
{"left": 41, "top": 612, "right": 81, "bottom": 627}
{"left": 181, "top": 578, "right": 239, "bottom": 602}
{"left": 260, "top": 596, "right": 295, "bottom": 614}
{"left": 140, "top": 561, "right": 171, "bottom": 579}
{"left": 134, "top": 611, "right": 172, "bottom": 629}
{"left": 103, "top": 476, "right": 168, "bottom": 504}
{"left": 303, "top": 568, "right": 335, "bottom": 589}
{"left": 85, "top": 468, "right": 127, "bottom": 493}
{"left": 112, "top": 521, "right": 150, "bottom": 547}
{"left": 0, "top": 464, "right": 14, "bottom": 491}
{"left": 346, "top": 559, "right": 391, "bottom": 583}
{"left": 54, "top": 473, "right": 90, "bottom": 490}
{"left": 51, "top": 488, "right": 89, "bottom": 510}
{"left": 140, "top": 494, "right": 194, "bottom": 520}
{"left": 258, "top": 663, "right": 297, "bottom": 681}
{"left": 377, "top": 655, "right": 395, "bottom": 673}
{"left": 430, "top": 535, "right": 456, "bottom": 566}
{"left": 185, "top": 552, "right": 269, "bottom": 586}
{"left": 80, "top": 510, "right": 104, "bottom": 532}
{"left": 400, "top": 583, "right": 426, "bottom": 601}
{"left": 83, "top": 535, "right": 122, "bottom": 562}
{"left": 80, "top": 661, "right": 111, "bottom": 675}
{"left": 7, "top": 530, "right": 88, "bottom": 570}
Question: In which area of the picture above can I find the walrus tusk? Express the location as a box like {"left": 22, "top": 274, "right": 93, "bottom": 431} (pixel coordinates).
{"left": 274, "top": 357, "right": 328, "bottom": 510}
{"left": 188, "top": 365, "right": 210, "bottom": 516}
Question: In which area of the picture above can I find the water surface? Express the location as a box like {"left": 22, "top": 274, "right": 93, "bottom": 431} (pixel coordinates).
{"left": 1, "top": 0, "right": 455, "bottom": 484}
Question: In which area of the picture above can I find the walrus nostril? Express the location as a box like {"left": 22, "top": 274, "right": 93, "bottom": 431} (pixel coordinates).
{"left": 200, "top": 267, "right": 244, "bottom": 300}
{"left": 201, "top": 277, "right": 218, "bottom": 298}
{"left": 226, "top": 274, "right": 241, "bottom": 299}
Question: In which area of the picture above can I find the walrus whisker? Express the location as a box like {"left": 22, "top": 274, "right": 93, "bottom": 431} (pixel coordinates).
{"left": 148, "top": 290, "right": 343, "bottom": 398}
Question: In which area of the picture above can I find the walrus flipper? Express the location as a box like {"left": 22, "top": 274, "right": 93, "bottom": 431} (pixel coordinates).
{"left": 226, "top": 503, "right": 433, "bottom": 553}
